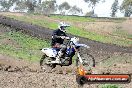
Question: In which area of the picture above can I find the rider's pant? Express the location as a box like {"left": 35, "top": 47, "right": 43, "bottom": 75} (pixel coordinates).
{"left": 60, "top": 44, "right": 67, "bottom": 52}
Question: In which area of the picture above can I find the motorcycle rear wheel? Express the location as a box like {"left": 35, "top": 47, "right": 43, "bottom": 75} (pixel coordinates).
{"left": 40, "top": 54, "right": 56, "bottom": 72}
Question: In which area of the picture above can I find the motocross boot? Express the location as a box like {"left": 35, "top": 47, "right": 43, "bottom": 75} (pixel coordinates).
{"left": 50, "top": 51, "right": 63, "bottom": 64}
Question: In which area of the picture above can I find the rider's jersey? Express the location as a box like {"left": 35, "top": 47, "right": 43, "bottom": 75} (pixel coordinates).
{"left": 51, "top": 29, "right": 67, "bottom": 46}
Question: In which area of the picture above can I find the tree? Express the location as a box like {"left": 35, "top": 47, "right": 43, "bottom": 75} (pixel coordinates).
{"left": 14, "top": 0, "right": 28, "bottom": 12}
{"left": 85, "top": 11, "right": 98, "bottom": 17}
{"left": 85, "top": 11, "right": 94, "bottom": 16}
{"left": 35, "top": 0, "right": 57, "bottom": 16}
{"left": 111, "top": 0, "right": 119, "bottom": 17}
{"left": 26, "top": 0, "right": 37, "bottom": 13}
{"left": 68, "top": 5, "right": 83, "bottom": 15}
{"left": 120, "top": 0, "right": 132, "bottom": 17}
{"left": 84, "top": 0, "right": 102, "bottom": 14}
{"left": 0, "top": 0, "right": 17, "bottom": 11}
{"left": 124, "top": 6, "right": 132, "bottom": 17}
{"left": 14, "top": 0, "right": 37, "bottom": 13}
{"left": 38, "top": 0, "right": 41, "bottom": 4}
{"left": 58, "top": 2, "right": 71, "bottom": 15}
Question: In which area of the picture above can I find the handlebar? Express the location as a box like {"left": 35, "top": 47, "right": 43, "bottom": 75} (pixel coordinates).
{"left": 61, "top": 36, "right": 90, "bottom": 49}
{"left": 60, "top": 36, "right": 70, "bottom": 40}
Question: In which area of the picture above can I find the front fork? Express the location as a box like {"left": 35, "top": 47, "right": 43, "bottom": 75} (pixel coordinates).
{"left": 77, "top": 52, "right": 83, "bottom": 65}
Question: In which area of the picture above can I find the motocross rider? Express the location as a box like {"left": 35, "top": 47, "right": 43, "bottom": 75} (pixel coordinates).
{"left": 51, "top": 22, "right": 70, "bottom": 63}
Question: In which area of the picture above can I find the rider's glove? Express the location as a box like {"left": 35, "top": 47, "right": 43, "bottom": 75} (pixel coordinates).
{"left": 60, "top": 36, "right": 66, "bottom": 39}
{"left": 65, "top": 37, "right": 70, "bottom": 40}
{"left": 60, "top": 36, "right": 70, "bottom": 40}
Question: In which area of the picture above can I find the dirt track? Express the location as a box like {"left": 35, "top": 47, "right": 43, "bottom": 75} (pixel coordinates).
{"left": 0, "top": 54, "right": 78, "bottom": 88}
{"left": 0, "top": 53, "right": 132, "bottom": 88}
{"left": 0, "top": 15, "right": 132, "bottom": 88}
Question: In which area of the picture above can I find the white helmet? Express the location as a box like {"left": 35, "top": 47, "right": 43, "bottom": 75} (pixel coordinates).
{"left": 58, "top": 22, "right": 70, "bottom": 32}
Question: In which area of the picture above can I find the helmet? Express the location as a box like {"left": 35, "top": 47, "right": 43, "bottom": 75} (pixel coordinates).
{"left": 58, "top": 22, "right": 70, "bottom": 32}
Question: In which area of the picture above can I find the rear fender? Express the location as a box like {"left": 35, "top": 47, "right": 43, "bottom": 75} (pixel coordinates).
{"left": 41, "top": 48, "right": 57, "bottom": 57}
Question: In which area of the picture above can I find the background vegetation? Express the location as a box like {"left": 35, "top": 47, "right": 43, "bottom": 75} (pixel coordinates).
{"left": 0, "top": 0, "right": 132, "bottom": 17}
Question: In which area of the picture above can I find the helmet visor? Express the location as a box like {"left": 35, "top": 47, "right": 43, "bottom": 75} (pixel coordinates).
{"left": 60, "top": 26, "right": 67, "bottom": 30}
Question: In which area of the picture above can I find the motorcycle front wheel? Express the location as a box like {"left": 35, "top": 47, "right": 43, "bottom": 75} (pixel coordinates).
{"left": 76, "top": 75, "right": 87, "bottom": 85}
{"left": 76, "top": 53, "right": 95, "bottom": 67}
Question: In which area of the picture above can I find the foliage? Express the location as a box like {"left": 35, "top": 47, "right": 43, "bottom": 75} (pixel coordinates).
{"left": 111, "top": 0, "right": 119, "bottom": 17}
{"left": 26, "top": 0, "right": 37, "bottom": 13}
{"left": 99, "top": 84, "right": 120, "bottom": 88}
{"left": 120, "top": 0, "right": 132, "bottom": 17}
{"left": 14, "top": 0, "right": 37, "bottom": 13}
{"left": 68, "top": 5, "right": 83, "bottom": 15}
{"left": 35, "top": 0, "right": 57, "bottom": 16}
{"left": 58, "top": 2, "right": 71, "bottom": 15}
{"left": 124, "top": 6, "right": 132, "bottom": 17}
{"left": 84, "top": 0, "right": 103, "bottom": 16}
{"left": 15, "top": 0, "right": 27, "bottom": 12}
{"left": 84, "top": 0, "right": 102, "bottom": 9}
{"left": 0, "top": 0, "right": 17, "bottom": 11}
{"left": 85, "top": 11, "right": 98, "bottom": 17}
{"left": 84, "top": 0, "right": 101, "bottom": 7}
{"left": 38, "top": 0, "right": 41, "bottom": 4}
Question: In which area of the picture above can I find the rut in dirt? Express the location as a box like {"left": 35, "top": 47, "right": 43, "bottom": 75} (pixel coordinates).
{"left": 0, "top": 15, "right": 132, "bottom": 54}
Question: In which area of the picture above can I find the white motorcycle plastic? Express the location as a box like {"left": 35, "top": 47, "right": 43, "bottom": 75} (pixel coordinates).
{"left": 40, "top": 37, "right": 95, "bottom": 71}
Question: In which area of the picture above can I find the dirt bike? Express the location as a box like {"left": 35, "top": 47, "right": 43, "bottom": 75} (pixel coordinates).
{"left": 40, "top": 37, "right": 95, "bottom": 72}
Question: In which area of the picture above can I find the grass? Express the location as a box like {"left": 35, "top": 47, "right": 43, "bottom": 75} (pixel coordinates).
{"left": 113, "top": 28, "right": 132, "bottom": 38}
{"left": 127, "top": 34, "right": 132, "bottom": 39}
{"left": 99, "top": 84, "right": 120, "bottom": 88}
{"left": 113, "top": 29, "right": 132, "bottom": 39}
{"left": 2, "top": 13, "right": 132, "bottom": 47}
{"left": 50, "top": 15, "right": 126, "bottom": 23}
{"left": 0, "top": 26, "right": 50, "bottom": 62}
{"left": 67, "top": 26, "right": 132, "bottom": 46}
{"left": 50, "top": 15, "right": 95, "bottom": 22}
